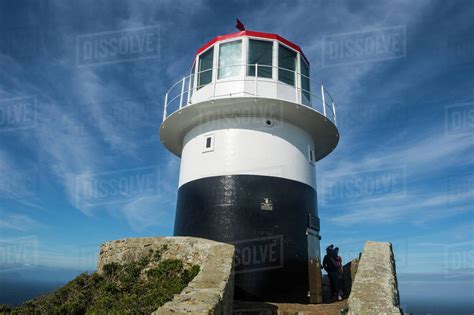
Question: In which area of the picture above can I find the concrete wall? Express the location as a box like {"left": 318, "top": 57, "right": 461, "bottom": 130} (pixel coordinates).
{"left": 342, "top": 257, "right": 359, "bottom": 298}
{"left": 97, "top": 237, "right": 235, "bottom": 315}
{"left": 348, "top": 241, "right": 401, "bottom": 315}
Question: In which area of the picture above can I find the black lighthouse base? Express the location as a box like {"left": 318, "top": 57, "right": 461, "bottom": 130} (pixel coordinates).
{"left": 174, "top": 175, "right": 320, "bottom": 303}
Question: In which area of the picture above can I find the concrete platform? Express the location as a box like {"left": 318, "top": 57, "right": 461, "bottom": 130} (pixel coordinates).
{"left": 233, "top": 300, "right": 348, "bottom": 315}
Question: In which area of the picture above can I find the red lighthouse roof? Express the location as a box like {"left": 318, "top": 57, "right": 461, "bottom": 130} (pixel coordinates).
{"left": 196, "top": 30, "right": 309, "bottom": 64}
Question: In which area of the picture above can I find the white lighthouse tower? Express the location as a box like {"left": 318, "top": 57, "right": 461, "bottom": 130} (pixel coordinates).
{"left": 160, "top": 28, "right": 338, "bottom": 303}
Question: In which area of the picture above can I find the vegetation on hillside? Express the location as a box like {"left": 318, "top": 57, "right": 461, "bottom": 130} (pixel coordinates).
{"left": 0, "top": 246, "right": 200, "bottom": 315}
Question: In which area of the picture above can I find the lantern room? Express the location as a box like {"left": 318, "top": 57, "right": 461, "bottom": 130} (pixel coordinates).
{"left": 189, "top": 30, "right": 312, "bottom": 106}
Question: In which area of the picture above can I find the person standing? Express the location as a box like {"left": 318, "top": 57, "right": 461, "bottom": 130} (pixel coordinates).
{"left": 322, "top": 245, "right": 339, "bottom": 301}
{"left": 334, "top": 247, "right": 344, "bottom": 300}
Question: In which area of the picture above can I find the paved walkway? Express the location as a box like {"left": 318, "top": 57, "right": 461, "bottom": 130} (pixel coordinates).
{"left": 234, "top": 300, "right": 348, "bottom": 315}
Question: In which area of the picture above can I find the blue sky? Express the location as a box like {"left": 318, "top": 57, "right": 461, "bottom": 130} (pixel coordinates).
{"left": 0, "top": 0, "right": 473, "bottom": 308}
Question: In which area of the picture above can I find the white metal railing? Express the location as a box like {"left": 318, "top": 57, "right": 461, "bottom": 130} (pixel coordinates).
{"left": 163, "top": 64, "right": 337, "bottom": 126}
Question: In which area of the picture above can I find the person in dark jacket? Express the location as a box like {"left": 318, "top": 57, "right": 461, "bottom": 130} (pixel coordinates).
{"left": 322, "top": 245, "right": 334, "bottom": 272}
{"left": 334, "top": 247, "right": 344, "bottom": 300}
{"left": 322, "top": 245, "right": 339, "bottom": 300}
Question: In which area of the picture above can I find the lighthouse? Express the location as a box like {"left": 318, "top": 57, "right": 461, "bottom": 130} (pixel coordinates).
{"left": 160, "top": 28, "right": 339, "bottom": 303}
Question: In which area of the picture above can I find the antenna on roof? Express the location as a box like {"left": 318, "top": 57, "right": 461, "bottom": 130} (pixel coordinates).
{"left": 235, "top": 19, "right": 245, "bottom": 31}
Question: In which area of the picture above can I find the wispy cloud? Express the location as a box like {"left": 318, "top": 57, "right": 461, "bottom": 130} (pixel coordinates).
{"left": 0, "top": 0, "right": 473, "bottom": 276}
{"left": 1, "top": 3, "right": 170, "bottom": 219}
{"left": 320, "top": 130, "right": 473, "bottom": 225}
{"left": 0, "top": 213, "right": 42, "bottom": 231}
{"left": 121, "top": 195, "right": 174, "bottom": 232}
{"left": 329, "top": 190, "right": 473, "bottom": 226}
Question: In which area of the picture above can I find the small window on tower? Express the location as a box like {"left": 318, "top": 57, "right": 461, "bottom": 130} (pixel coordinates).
{"left": 203, "top": 134, "right": 215, "bottom": 152}
{"left": 308, "top": 145, "right": 315, "bottom": 163}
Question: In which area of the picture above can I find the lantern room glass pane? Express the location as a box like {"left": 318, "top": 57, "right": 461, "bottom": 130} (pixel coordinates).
{"left": 247, "top": 39, "right": 273, "bottom": 78}
{"left": 301, "top": 56, "right": 310, "bottom": 104}
{"left": 278, "top": 45, "right": 296, "bottom": 86}
{"left": 198, "top": 47, "right": 214, "bottom": 88}
{"left": 218, "top": 40, "right": 242, "bottom": 79}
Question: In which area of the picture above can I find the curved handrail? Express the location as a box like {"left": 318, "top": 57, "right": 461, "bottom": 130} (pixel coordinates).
{"left": 163, "top": 64, "right": 337, "bottom": 126}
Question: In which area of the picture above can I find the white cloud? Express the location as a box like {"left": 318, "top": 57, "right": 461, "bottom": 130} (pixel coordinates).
{"left": 0, "top": 213, "right": 42, "bottom": 231}
{"left": 320, "top": 130, "right": 473, "bottom": 225}
{"left": 120, "top": 195, "right": 174, "bottom": 232}
{"left": 328, "top": 192, "right": 472, "bottom": 226}
{"left": 118, "top": 155, "right": 178, "bottom": 231}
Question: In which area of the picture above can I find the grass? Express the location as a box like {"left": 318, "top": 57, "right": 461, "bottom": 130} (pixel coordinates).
{"left": 0, "top": 246, "right": 200, "bottom": 315}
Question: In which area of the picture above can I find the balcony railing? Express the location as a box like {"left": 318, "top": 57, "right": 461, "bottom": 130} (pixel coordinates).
{"left": 163, "top": 64, "right": 337, "bottom": 126}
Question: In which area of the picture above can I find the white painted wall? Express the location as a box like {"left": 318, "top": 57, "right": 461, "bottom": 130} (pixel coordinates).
{"left": 191, "top": 78, "right": 299, "bottom": 105}
{"left": 179, "top": 117, "right": 316, "bottom": 189}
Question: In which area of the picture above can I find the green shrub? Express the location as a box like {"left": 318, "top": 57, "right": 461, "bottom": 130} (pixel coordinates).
{"left": 3, "top": 247, "right": 200, "bottom": 315}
